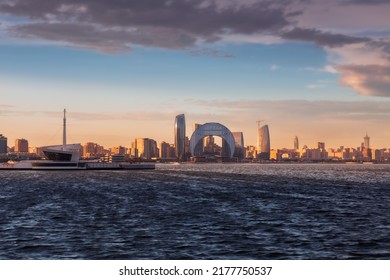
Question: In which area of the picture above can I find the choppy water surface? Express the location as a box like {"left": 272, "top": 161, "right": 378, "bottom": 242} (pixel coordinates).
{"left": 0, "top": 163, "right": 389, "bottom": 259}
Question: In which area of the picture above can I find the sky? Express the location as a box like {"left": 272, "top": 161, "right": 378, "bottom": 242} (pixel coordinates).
{"left": 0, "top": 0, "right": 390, "bottom": 149}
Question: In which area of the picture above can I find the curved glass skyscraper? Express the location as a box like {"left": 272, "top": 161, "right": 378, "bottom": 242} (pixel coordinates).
{"left": 257, "top": 125, "right": 270, "bottom": 160}
{"left": 294, "top": 136, "right": 299, "bottom": 150}
{"left": 174, "top": 114, "right": 186, "bottom": 161}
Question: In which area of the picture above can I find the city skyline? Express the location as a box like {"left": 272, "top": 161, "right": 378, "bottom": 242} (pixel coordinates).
{"left": 1, "top": 0, "right": 390, "bottom": 148}
{"left": 1, "top": 113, "right": 387, "bottom": 152}
{"left": 0, "top": 111, "right": 389, "bottom": 151}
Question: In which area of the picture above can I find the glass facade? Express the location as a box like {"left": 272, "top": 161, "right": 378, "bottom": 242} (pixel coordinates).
{"left": 174, "top": 114, "right": 186, "bottom": 161}
{"left": 258, "top": 125, "right": 270, "bottom": 160}
{"left": 232, "top": 132, "right": 245, "bottom": 159}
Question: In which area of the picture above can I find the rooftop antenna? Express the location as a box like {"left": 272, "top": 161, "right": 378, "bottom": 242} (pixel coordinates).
{"left": 63, "top": 109, "right": 66, "bottom": 150}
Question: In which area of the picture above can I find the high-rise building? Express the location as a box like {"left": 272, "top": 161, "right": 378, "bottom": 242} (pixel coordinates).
{"left": 135, "top": 138, "right": 150, "bottom": 160}
{"left": 294, "top": 136, "right": 299, "bottom": 150}
{"left": 159, "top": 141, "right": 171, "bottom": 159}
{"left": 257, "top": 125, "right": 270, "bottom": 160}
{"left": 15, "top": 138, "right": 29, "bottom": 153}
{"left": 364, "top": 133, "right": 370, "bottom": 149}
{"left": 232, "top": 132, "right": 245, "bottom": 159}
{"left": 174, "top": 114, "right": 186, "bottom": 161}
{"left": 363, "top": 133, "right": 372, "bottom": 161}
{"left": 0, "top": 134, "right": 7, "bottom": 154}
{"left": 317, "top": 142, "right": 327, "bottom": 160}
{"left": 135, "top": 138, "right": 158, "bottom": 160}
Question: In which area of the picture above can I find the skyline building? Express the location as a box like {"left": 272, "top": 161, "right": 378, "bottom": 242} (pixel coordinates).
{"left": 294, "top": 136, "right": 299, "bottom": 150}
{"left": 110, "top": 146, "right": 127, "bottom": 155}
{"left": 257, "top": 125, "right": 271, "bottom": 160}
{"left": 232, "top": 132, "right": 245, "bottom": 159}
{"left": 174, "top": 114, "right": 186, "bottom": 161}
{"left": 317, "top": 142, "right": 325, "bottom": 150}
{"left": 159, "top": 141, "right": 170, "bottom": 159}
{"left": 83, "top": 142, "right": 96, "bottom": 157}
{"left": 0, "top": 134, "right": 7, "bottom": 154}
{"left": 135, "top": 138, "right": 158, "bottom": 160}
{"left": 14, "top": 138, "right": 29, "bottom": 153}
{"left": 364, "top": 133, "right": 370, "bottom": 149}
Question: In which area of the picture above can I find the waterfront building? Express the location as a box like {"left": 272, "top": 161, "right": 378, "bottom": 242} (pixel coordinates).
{"left": 364, "top": 133, "right": 370, "bottom": 149}
{"left": 232, "top": 132, "right": 245, "bottom": 160}
{"left": 83, "top": 142, "right": 96, "bottom": 157}
{"left": 129, "top": 141, "right": 138, "bottom": 158}
{"left": 245, "top": 145, "right": 257, "bottom": 159}
{"left": 110, "top": 146, "right": 127, "bottom": 155}
{"left": 190, "top": 122, "right": 236, "bottom": 158}
{"left": 15, "top": 138, "right": 29, "bottom": 153}
{"left": 135, "top": 138, "right": 150, "bottom": 160}
{"left": 135, "top": 138, "right": 158, "bottom": 160}
{"left": 174, "top": 114, "right": 186, "bottom": 161}
{"left": 82, "top": 142, "right": 105, "bottom": 158}
{"left": 159, "top": 141, "right": 171, "bottom": 159}
{"left": 159, "top": 141, "right": 179, "bottom": 160}
{"left": 257, "top": 125, "right": 270, "bottom": 160}
{"left": 294, "top": 136, "right": 299, "bottom": 150}
{"left": 0, "top": 134, "right": 7, "bottom": 154}
{"left": 361, "top": 134, "right": 372, "bottom": 161}
{"left": 184, "top": 136, "right": 190, "bottom": 156}
{"left": 203, "top": 136, "right": 224, "bottom": 156}
{"left": 271, "top": 148, "right": 300, "bottom": 161}
{"left": 317, "top": 142, "right": 327, "bottom": 160}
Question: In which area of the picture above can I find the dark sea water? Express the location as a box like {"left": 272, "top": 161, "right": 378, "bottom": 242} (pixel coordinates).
{"left": 0, "top": 163, "right": 389, "bottom": 260}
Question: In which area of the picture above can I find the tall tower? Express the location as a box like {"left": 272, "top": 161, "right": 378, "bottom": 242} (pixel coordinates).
{"left": 232, "top": 132, "right": 245, "bottom": 160}
{"left": 174, "top": 114, "right": 186, "bottom": 161}
{"left": 294, "top": 136, "right": 299, "bottom": 150}
{"left": 63, "top": 109, "right": 67, "bottom": 150}
{"left": 364, "top": 133, "right": 370, "bottom": 149}
{"left": 257, "top": 122, "right": 270, "bottom": 160}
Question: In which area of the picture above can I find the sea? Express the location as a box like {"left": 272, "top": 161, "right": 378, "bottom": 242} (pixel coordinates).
{"left": 0, "top": 163, "right": 389, "bottom": 260}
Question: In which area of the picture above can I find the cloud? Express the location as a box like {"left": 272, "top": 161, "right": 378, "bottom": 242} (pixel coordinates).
{"left": 343, "top": 0, "right": 390, "bottom": 5}
{"left": 305, "top": 65, "right": 339, "bottom": 73}
{"left": 0, "top": 0, "right": 293, "bottom": 51}
{"left": 306, "top": 84, "right": 325, "bottom": 89}
{"left": 337, "top": 64, "right": 390, "bottom": 97}
{"left": 10, "top": 22, "right": 199, "bottom": 52}
{"left": 281, "top": 27, "right": 370, "bottom": 47}
{"left": 189, "top": 48, "right": 235, "bottom": 58}
{"left": 1, "top": 0, "right": 390, "bottom": 98}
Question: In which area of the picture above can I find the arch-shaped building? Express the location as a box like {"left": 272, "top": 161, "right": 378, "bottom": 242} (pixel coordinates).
{"left": 190, "top": 122, "right": 235, "bottom": 158}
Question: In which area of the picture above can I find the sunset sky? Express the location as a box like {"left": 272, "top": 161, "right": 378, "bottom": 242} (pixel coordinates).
{"left": 1, "top": 0, "right": 389, "bottom": 149}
